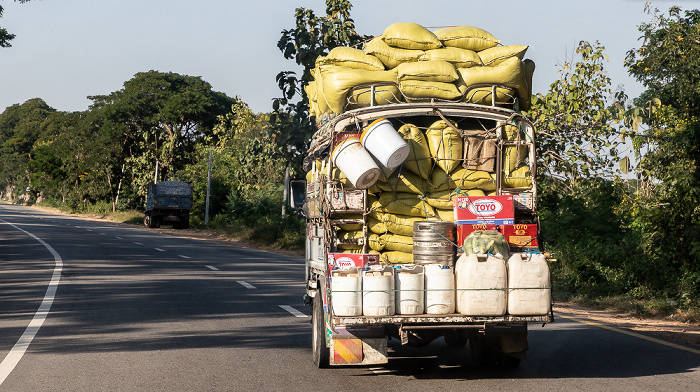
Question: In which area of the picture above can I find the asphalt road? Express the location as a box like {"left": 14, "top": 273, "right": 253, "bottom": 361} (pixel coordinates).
{"left": 1, "top": 203, "right": 699, "bottom": 391}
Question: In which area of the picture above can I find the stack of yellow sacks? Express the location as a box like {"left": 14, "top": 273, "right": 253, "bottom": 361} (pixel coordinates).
{"left": 309, "top": 118, "right": 532, "bottom": 264}
{"left": 306, "top": 23, "right": 535, "bottom": 121}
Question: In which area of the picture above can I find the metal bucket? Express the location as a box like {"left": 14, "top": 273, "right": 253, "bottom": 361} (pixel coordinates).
{"left": 412, "top": 221, "right": 456, "bottom": 266}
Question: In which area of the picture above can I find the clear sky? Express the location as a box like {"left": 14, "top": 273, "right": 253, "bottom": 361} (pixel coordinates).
{"left": 0, "top": 0, "right": 695, "bottom": 114}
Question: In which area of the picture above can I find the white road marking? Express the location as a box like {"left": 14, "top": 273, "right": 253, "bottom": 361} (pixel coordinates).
{"left": 369, "top": 367, "right": 393, "bottom": 375}
{"left": 99, "top": 233, "right": 106, "bottom": 236}
{"left": 0, "top": 220, "right": 63, "bottom": 386}
{"left": 206, "top": 265, "right": 219, "bottom": 271}
{"left": 133, "top": 241, "right": 143, "bottom": 245}
{"left": 279, "top": 305, "right": 307, "bottom": 318}
{"left": 86, "top": 229, "right": 92, "bottom": 232}
{"left": 115, "top": 236, "right": 123, "bottom": 240}
{"left": 178, "top": 255, "right": 191, "bottom": 259}
{"left": 237, "top": 281, "right": 256, "bottom": 289}
{"left": 154, "top": 248, "right": 165, "bottom": 252}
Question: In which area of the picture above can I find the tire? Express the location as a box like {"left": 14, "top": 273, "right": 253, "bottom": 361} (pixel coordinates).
{"left": 312, "top": 281, "right": 330, "bottom": 368}
{"left": 180, "top": 216, "right": 190, "bottom": 229}
{"left": 144, "top": 215, "right": 150, "bottom": 227}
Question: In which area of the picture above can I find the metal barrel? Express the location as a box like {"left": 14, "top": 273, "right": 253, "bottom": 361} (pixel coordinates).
{"left": 412, "top": 221, "right": 456, "bottom": 266}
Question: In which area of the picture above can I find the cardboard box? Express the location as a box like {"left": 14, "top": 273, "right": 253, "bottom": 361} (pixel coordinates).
{"left": 454, "top": 195, "right": 514, "bottom": 225}
{"left": 500, "top": 224, "right": 539, "bottom": 250}
{"left": 456, "top": 224, "right": 498, "bottom": 249}
{"left": 328, "top": 253, "right": 379, "bottom": 269}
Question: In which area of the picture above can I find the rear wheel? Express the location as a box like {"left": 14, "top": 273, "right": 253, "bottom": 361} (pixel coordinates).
{"left": 312, "top": 281, "right": 329, "bottom": 368}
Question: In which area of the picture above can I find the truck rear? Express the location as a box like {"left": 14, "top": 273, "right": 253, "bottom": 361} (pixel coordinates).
{"left": 291, "top": 23, "right": 552, "bottom": 368}
{"left": 144, "top": 181, "right": 193, "bottom": 229}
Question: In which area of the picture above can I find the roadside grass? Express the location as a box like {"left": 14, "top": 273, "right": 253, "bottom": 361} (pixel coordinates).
{"left": 553, "top": 288, "right": 700, "bottom": 324}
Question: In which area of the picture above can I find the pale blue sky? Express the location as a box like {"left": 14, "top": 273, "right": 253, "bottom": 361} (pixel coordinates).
{"left": 0, "top": 1, "right": 695, "bottom": 114}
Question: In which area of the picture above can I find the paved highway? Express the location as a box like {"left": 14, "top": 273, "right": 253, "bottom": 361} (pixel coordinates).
{"left": 1, "top": 204, "right": 698, "bottom": 391}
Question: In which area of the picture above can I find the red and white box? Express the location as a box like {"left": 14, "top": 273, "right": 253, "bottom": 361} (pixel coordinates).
{"left": 499, "top": 224, "right": 539, "bottom": 250}
{"left": 456, "top": 224, "right": 499, "bottom": 249}
{"left": 327, "top": 253, "right": 379, "bottom": 269}
{"left": 454, "top": 195, "right": 515, "bottom": 225}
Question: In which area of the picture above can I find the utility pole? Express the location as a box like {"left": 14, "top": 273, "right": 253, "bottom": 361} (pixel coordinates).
{"left": 205, "top": 150, "right": 212, "bottom": 226}
{"left": 282, "top": 145, "right": 292, "bottom": 219}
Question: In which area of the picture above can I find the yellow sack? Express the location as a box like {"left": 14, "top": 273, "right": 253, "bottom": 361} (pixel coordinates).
{"left": 338, "top": 249, "right": 382, "bottom": 255}
{"left": 365, "top": 37, "right": 424, "bottom": 69}
{"left": 425, "top": 189, "right": 485, "bottom": 209}
{"left": 458, "top": 84, "right": 517, "bottom": 105}
{"left": 420, "top": 47, "right": 482, "bottom": 68}
{"left": 434, "top": 208, "right": 455, "bottom": 222}
{"left": 397, "top": 123, "right": 433, "bottom": 179}
{"left": 397, "top": 60, "right": 458, "bottom": 82}
{"left": 311, "top": 68, "right": 331, "bottom": 115}
{"left": 523, "top": 59, "right": 535, "bottom": 99}
{"left": 502, "top": 165, "right": 532, "bottom": 188}
{"left": 381, "top": 233, "right": 414, "bottom": 253}
{"left": 434, "top": 26, "right": 500, "bottom": 51}
{"left": 457, "top": 57, "right": 531, "bottom": 110}
{"left": 337, "top": 230, "right": 385, "bottom": 252}
{"left": 478, "top": 45, "right": 529, "bottom": 66}
{"left": 317, "top": 47, "right": 385, "bottom": 70}
{"left": 380, "top": 213, "right": 424, "bottom": 236}
{"left": 380, "top": 251, "right": 413, "bottom": 264}
{"left": 503, "top": 124, "right": 529, "bottom": 175}
{"left": 382, "top": 22, "right": 442, "bottom": 50}
{"left": 345, "top": 84, "right": 403, "bottom": 110}
{"left": 373, "top": 192, "right": 436, "bottom": 218}
{"left": 399, "top": 80, "right": 461, "bottom": 100}
{"left": 426, "top": 120, "right": 463, "bottom": 174}
{"left": 377, "top": 169, "right": 433, "bottom": 195}
{"left": 431, "top": 167, "right": 496, "bottom": 192}
{"left": 319, "top": 65, "right": 399, "bottom": 115}
{"left": 336, "top": 214, "right": 364, "bottom": 231}
{"left": 368, "top": 215, "right": 389, "bottom": 234}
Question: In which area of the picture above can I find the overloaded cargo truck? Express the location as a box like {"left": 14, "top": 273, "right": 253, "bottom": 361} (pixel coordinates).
{"left": 144, "top": 181, "right": 193, "bottom": 229}
{"left": 290, "top": 23, "right": 553, "bottom": 368}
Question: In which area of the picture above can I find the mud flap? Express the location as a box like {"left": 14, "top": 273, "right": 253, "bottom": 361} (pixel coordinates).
{"left": 330, "top": 326, "right": 388, "bottom": 365}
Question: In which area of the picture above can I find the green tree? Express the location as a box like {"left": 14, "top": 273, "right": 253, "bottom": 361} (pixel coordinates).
{"left": 527, "top": 41, "right": 627, "bottom": 191}
{"left": 624, "top": 5, "right": 700, "bottom": 301}
{"left": 1, "top": 0, "right": 31, "bottom": 48}
{"left": 0, "top": 98, "right": 55, "bottom": 200}
{"left": 273, "top": 0, "right": 369, "bottom": 157}
{"left": 89, "top": 71, "right": 236, "bottom": 196}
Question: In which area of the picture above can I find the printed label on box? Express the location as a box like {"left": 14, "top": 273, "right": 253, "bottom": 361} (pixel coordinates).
{"left": 328, "top": 253, "right": 379, "bottom": 269}
{"left": 454, "top": 195, "right": 514, "bottom": 223}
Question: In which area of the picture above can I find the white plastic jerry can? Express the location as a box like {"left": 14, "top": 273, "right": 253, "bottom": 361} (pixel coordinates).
{"left": 424, "top": 264, "right": 455, "bottom": 315}
{"left": 507, "top": 253, "right": 551, "bottom": 316}
{"left": 455, "top": 253, "right": 507, "bottom": 316}
{"left": 330, "top": 267, "right": 362, "bottom": 317}
{"left": 362, "top": 265, "right": 395, "bottom": 316}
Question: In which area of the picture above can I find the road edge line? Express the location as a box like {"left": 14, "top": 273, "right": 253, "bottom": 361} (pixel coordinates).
{"left": 558, "top": 313, "right": 700, "bottom": 355}
{"left": 0, "top": 220, "right": 64, "bottom": 385}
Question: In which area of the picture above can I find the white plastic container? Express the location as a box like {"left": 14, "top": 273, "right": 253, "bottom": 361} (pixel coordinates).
{"left": 330, "top": 267, "right": 362, "bottom": 317}
{"left": 395, "top": 265, "right": 424, "bottom": 315}
{"left": 424, "top": 264, "right": 455, "bottom": 314}
{"left": 360, "top": 118, "right": 410, "bottom": 169}
{"left": 362, "top": 265, "right": 395, "bottom": 316}
{"left": 455, "top": 253, "right": 507, "bottom": 316}
{"left": 507, "top": 253, "right": 551, "bottom": 316}
{"left": 331, "top": 137, "right": 380, "bottom": 189}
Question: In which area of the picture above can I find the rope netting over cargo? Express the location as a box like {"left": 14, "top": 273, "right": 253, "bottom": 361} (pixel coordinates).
{"left": 305, "top": 110, "right": 535, "bottom": 264}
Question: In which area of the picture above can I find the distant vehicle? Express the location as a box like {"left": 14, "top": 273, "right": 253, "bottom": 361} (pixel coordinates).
{"left": 144, "top": 181, "right": 193, "bottom": 229}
